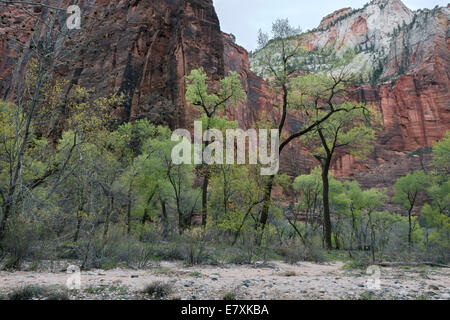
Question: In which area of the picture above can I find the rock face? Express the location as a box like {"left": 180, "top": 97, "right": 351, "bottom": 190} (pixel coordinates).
{"left": 222, "top": 33, "right": 274, "bottom": 129}
{"left": 247, "top": 0, "right": 416, "bottom": 78}
{"left": 335, "top": 6, "right": 450, "bottom": 178}
{"left": 303, "top": 0, "right": 415, "bottom": 77}
{"left": 1, "top": 0, "right": 226, "bottom": 129}
{"left": 318, "top": 8, "right": 353, "bottom": 30}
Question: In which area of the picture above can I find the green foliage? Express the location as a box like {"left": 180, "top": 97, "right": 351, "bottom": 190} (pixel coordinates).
{"left": 223, "top": 290, "right": 238, "bottom": 300}
{"left": 185, "top": 68, "right": 245, "bottom": 117}
{"left": 302, "top": 102, "right": 377, "bottom": 159}
{"left": 208, "top": 165, "right": 264, "bottom": 234}
{"left": 432, "top": 131, "right": 450, "bottom": 174}
{"left": 417, "top": 131, "right": 450, "bottom": 261}
{"left": 393, "top": 171, "right": 429, "bottom": 210}
{"left": 254, "top": 19, "right": 304, "bottom": 82}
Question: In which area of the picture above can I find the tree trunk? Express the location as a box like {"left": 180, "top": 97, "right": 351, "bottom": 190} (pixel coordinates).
{"left": 258, "top": 175, "right": 275, "bottom": 243}
{"left": 0, "top": 203, "right": 11, "bottom": 242}
{"left": 201, "top": 170, "right": 209, "bottom": 227}
{"left": 201, "top": 127, "right": 211, "bottom": 228}
{"left": 408, "top": 208, "right": 413, "bottom": 252}
{"left": 103, "top": 196, "right": 114, "bottom": 240}
{"left": 176, "top": 197, "right": 185, "bottom": 235}
{"left": 368, "top": 212, "right": 376, "bottom": 263}
{"left": 74, "top": 213, "right": 82, "bottom": 243}
{"left": 321, "top": 162, "right": 333, "bottom": 250}
{"left": 160, "top": 200, "right": 168, "bottom": 238}
{"left": 127, "top": 199, "right": 132, "bottom": 235}
{"left": 350, "top": 211, "right": 356, "bottom": 252}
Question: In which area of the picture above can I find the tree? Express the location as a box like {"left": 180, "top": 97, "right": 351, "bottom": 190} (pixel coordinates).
{"left": 292, "top": 168, "right": 323, "bottom": 244}
{"left": 360, "top": 189, "right": 387, "bottom": 263}
{"left": 432, "top": 131, "right": 450, "bottom": 175}
{"left": 420, "top": 133, "right": 450, "bottom": 261}
{"left": 111, "top": 119, "right": 161, "bottom": 235}
{"left": 0, "top": 0, "right": 79, "bottom": 242}
{"left": 254, "top": 19, "right": 370, "bottom": 244}
{"left": 393, "top": 170, "right": 429, "bottom": 250}
{"left": 343, "top": 181, "right": 367, "bottom": 251}
{"left": 301, "top": 99, "right": 378, "bottom": 249}
{"left": 185, "top": 68, "right": 245, "bottom": 228}
{"left": 41, "top": 86, "right": 123, "bottom": 242}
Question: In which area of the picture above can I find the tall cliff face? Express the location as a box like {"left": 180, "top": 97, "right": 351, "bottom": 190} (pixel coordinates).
{"left": 335, "top": 5, "right": 450, "bottom": 177}
{"left": 0, "top": 0, "right": 226, "bottom": 129}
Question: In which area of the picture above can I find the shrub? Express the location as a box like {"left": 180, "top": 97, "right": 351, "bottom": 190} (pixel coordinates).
{"left": 226, "top": 247, "right": 258, "bottom": 265}
{"left": 223, "top": 289, "right": 238, "bottom": 300}
{"left": 152, "top": 244, "right": 186, "bottom": 261}
{"left": 278, "top": 240, "right": 327, "bottom": 264}
{"left": 1, "top": 221, "right": 37, "bottom": 270}
{"left": 7, "top": 285, "right": 69, "bottom": 300}
{"left": 281, "top": 270, "right": 297, "bottom": 277}
{"left": 143, "top": 281, "right": 172, "bottom": 300}
{"left": 342, "top": 260, "right": 369, "bottom": 270}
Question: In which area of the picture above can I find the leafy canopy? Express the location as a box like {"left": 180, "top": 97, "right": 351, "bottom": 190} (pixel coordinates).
{"left": 185, "top": 68, "right": 245, "bottom": 117}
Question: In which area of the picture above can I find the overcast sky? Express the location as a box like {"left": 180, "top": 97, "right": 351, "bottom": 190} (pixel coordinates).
{"left": 213, "top": 0, "right": 448, "bottom": 51}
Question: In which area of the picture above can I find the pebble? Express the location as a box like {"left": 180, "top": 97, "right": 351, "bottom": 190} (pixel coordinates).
{"left": 428, "top": 285, "right": 440, "bottom": 290}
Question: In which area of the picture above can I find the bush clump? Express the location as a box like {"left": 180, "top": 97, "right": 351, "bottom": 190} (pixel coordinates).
{"left": 143, "top": 281, "right": 172, "bottom": 300}
{"left": 7, "top": 285, "right": 69, "bottom": 300}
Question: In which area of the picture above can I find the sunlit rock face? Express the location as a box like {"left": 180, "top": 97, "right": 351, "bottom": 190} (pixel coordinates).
{"left": 310, "top": 0, "right": 413, "bottom": 73}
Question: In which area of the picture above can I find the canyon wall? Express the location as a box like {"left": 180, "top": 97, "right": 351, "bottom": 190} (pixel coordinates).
{"left": 333, "top": 4, "right": 450, "bottom": 178}
{"left": 1, "top": 0, "right": 226, "bottom": 129}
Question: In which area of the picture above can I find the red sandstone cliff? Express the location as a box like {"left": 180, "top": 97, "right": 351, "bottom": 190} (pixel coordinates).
{"left": 336, "top": 6, "right": 450, "bottom": 177}
{"left": 1, "top": 0, "right": 226, "bottom": 129}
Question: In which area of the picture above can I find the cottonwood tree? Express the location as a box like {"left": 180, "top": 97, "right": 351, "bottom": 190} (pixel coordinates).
{"left": 432, "top": 131, "right": 450, "bottom": 175}
{"left": 208, "top": 164, "right": 266, "bottom": 245}
{"left": 291, "top": 168, "right": 324, "bottom": 245}
{"left": 420, "top": 134, "right": 450, "bottom": 260}
{"left": 147, "top": 131, "right": 201, "bottom": 234}
{"left": 39, "top": 86, "right": 123, "bottom": 242}
{"left": 300, "top": 89, "right": 378, "bottom": 249}
{"left": 111, "top": 119, "right": 161, "bottom": 235}
{"left": 185, "top": 68, "right": 245, "bottom": 227}
{"left": 0, "top": 0, "right": 72, "bottom": 242}
{"left": 255, "top": 18, "right": 370, "bottom": 244}
{"left": 358, "top": 188, "right": 386, "bottom": 263}
{"left": 393, "top": 170, "right": 429, "bottom": 251}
